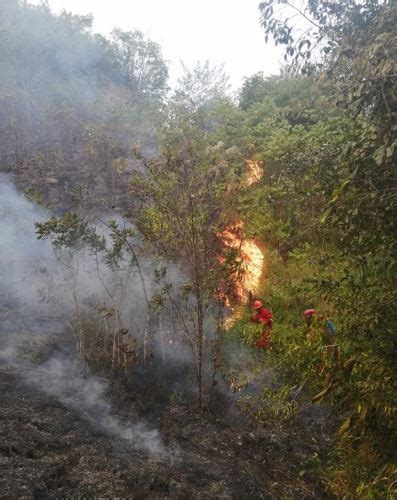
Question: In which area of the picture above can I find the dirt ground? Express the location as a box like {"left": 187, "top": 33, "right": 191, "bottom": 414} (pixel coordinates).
{"left": 0, "top": 179, "right": 337, "bottom": 498}
{"left": 0, "top": 304, "right": 335, "bottom": 498}
{"left": 0, "top": 360, "right": 335, "bottom": 499}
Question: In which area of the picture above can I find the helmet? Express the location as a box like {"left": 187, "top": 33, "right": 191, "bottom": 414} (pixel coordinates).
{"left": 253, "top": 300, "right": 263, "bottom": 309}
{"left": 304, "top": 309, "right": 316, "bottom": 317}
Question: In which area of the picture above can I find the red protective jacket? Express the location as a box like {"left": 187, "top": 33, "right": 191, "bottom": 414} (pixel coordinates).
{"left": 256, "top": 331, "right": 270, "bottom": 348}
{"left": 250, "top": 307, "right": 273, "bottom": 326}
{"left": 251, "top": 307, "right": 273, "bottom": 349}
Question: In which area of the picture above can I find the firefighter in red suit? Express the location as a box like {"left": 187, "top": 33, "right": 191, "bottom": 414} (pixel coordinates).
{"left": 250, "top": 300, "right": 273, "bottom": 349}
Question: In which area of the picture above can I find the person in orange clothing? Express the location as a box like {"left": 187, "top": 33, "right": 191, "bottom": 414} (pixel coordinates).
{"left": 250, "top": 300, "right": 273, "bottom": 349}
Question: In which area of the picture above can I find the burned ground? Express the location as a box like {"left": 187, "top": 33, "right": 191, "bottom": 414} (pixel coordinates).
{"left": 0, "top": 177, "right": 335, "bottom": 498}
{"left": 0, "top": 357, "right": 334, "bottom": 499}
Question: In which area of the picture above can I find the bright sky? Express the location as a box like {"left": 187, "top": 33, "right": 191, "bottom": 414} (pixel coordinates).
{"left": 30, "top": 0, "right": 283, "bottom": 90}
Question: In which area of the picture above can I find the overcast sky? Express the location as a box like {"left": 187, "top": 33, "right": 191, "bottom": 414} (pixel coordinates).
{"left": 29, "top": 0, "right": 283, "bottom": 90}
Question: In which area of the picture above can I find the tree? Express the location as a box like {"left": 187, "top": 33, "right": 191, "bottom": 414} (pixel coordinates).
{"left": 259, "top": 0, "right": 397, "bottom": 299}
{"left": 129, "top": 117, "right": 242, "bottom": 407}
{"left": 259, "top": 0, "right": 385, "bottom": 65}
{"left": 255, "top": 1, "right": 397, "bottom": 495}
{"left": 0, "top": 1, "right": 168, "bottom": 209}
{"left": 109, "top": 29, "right": 168, "bottom": 100}
{"left": 238, "top": 72, "right": 311, "bottom": 110}
{"left": 172, "top": 61, "right": 231, "bottom": 119}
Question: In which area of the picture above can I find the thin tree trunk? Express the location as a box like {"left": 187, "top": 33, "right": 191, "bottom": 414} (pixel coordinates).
{"left": 143, "top": 310, "right": 150, "bottom": 386}
{"left": 73, "top": 288, "right": 85, "bottom": 359}
{"left": 196, "top": 292, "right": 204, "bottom": 409}
{"left": 209, "top": 303, "right": 223, "bottom": 409}
{"left": 159, "top": 312, "right": 166, "bottom": 366}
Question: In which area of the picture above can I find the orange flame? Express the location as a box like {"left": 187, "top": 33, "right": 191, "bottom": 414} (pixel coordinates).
{"left": 217, "top": 159, "right": 266, "bottom": 322}
{"left": 219, "top": 222, "right": 264, "bottom": 304}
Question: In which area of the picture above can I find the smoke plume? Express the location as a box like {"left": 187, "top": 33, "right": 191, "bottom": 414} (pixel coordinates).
{"left": 0, "top": 175, "right": 163, "bottom": 453}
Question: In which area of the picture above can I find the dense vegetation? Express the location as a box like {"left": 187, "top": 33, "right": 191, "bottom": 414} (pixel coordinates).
{"left": 230, "top": 1, "right": 396, "bottom": 495}
{"left": 2, "top": 0, "right": 396, "bottom": 497}
{"left": 0, "top": 0, "right": 167, "bottom": 207}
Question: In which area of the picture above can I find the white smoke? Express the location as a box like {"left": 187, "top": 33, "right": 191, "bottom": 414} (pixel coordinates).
{"left": 0, "top": 175, "right": 163, "bottom": 453}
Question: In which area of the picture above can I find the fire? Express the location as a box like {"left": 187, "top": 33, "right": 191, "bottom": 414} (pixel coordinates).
{"left": 218, "top": 160, "right": 265, "bottom": 317}
{"left": 219, "top": 222, "right": 264, "bottom": 304}
{"left": 219, "top": 160, "right": 264, "bottom": 316}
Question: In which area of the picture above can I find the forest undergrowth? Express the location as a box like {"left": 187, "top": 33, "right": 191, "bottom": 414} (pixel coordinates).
{"left": 1, "top": 0, "right": 396, "bottom": 498}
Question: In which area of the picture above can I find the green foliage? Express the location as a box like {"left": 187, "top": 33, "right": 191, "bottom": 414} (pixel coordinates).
{"left": 219, "top": 7, "right": 397, "bottom": 495}
{"left": 233, "top": 241, "right": 396, "bottom": 496}
{"left": 35, "top": 214, "right": 145, "bottom": 276}
{"left": 173, "top": 61, "right": 231, "bottom": 115}
{"left": 108, "top": 28, "right": 169, "bottom": 99}
{"left": 22, "top": 0, "right": 395, "bottom": 493}
{"left": 239, "top": 382, "right": 299, "bottom": 425}
{"left": 224, "top": 36, "right": 396, "bottom": 464}
{"left": 259, "top": 0, "right": 397, "bottom": 275}
{"left": 35, "top": 213, "right": 106, "bottom": 251}
{"left": 259, "top": 0, "right": 387, "bottom": 69}
{"left": 130, "top": 109, "right": 245, "bottom": 406}
{"left": 326, "top": 443, "right": 397, "bottom": 498}
{"left": 239, "top": 72, "right": 312, "bottom": 110}
{"left": 23, "top": 187, "right": 49, "bottom": 209}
